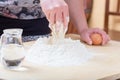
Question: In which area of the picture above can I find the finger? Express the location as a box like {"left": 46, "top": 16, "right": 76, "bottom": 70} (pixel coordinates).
{"left": 56, "top": 8, "right": 63, "bottom": 22}
{"left": 104, "top": 34, "right": 111, "bottom": 44}
{"left": 83, "top": 33, "right": 92, "bottom": 45}
{"left": 49, "top": 9, "right": 56, "bottom": 24}
{"left": 101, "top": 34, "right": 107, "bottom": 45}
{"left": 62, "top": 5, "right": 69, "bottom": 27}
{"left": 86, "top": 37, "right": 92, "bottom": 45}
{"left": 100, "top": 33, "right": 109, "bottom": 45}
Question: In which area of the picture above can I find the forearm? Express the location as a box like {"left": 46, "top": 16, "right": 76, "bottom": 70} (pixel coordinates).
{"left": 65, "top": 0, "right": 88, "bottom": 34}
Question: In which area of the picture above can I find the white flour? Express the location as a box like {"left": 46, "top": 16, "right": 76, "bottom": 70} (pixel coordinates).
{"left": 26, "top": 37, "right": 93, "bottom": 67}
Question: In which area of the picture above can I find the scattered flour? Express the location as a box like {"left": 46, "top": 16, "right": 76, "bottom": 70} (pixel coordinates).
{"left": 26, "top": 37, "right": 94, "bottom": 67}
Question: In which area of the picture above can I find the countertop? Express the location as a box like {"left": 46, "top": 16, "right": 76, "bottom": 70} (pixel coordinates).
{"left": 0, "top": 34, "right": 120, "bottom": 80}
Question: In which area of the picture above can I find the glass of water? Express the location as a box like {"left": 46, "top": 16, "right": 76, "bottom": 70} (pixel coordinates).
{"left": 0, "top": 28, "right": 25, "bottom": 70}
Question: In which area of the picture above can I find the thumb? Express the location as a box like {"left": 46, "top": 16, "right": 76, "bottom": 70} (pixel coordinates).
{"left": 84, "top": 36, "right": 92, "bottom": 45}
{"left": 86, "top": 38, "right": 92, "bottom": 45}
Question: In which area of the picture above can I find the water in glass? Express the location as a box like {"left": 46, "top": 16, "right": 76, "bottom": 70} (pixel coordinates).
{"left": 0, "top": 28, "right": 25, "bottom": 70}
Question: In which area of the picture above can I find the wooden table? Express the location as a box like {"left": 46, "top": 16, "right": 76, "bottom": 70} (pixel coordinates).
{"left": 0, "top": 34, "right": 120, "bottom": 80}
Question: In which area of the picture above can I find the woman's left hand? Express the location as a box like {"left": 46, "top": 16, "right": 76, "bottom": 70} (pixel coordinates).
{"left": 80, "top": 28, "right": 110, "bottom": 45}
{"left": 41, "top": 0, "right": 69, "bottom": 27}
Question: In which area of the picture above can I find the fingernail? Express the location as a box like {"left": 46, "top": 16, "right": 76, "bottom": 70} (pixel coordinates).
{"left": 88, "top": 41, "right": 92, "bottom": 45}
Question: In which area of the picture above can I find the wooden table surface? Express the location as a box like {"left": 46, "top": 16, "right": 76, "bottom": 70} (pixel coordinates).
{"left": 0, "top": 34, "right": 120, "bottom": 80}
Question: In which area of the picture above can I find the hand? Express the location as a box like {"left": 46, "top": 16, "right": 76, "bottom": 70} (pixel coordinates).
{"left": 41, "top": 0, "right": 69, "bottom": 27}
{"left": 80, "top": 28, "right": 110, "bottom": 45}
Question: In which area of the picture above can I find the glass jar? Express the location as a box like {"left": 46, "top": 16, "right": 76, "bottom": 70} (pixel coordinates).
{"left": 0, "top": 28, "right": 25, "bottom": 70}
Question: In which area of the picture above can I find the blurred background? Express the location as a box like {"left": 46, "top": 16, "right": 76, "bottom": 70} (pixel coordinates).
{"left": 67, "top": 0, "right": 120, "bottom": 41}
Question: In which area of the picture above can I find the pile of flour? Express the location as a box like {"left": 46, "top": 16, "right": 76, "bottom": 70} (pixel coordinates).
{"left": 26, "top": 37, "right": 93, "bottom": 67}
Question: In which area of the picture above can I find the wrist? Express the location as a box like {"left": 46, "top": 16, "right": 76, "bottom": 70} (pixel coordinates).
{"left": 78, "top": 27, "right": 88, "bottom": 35}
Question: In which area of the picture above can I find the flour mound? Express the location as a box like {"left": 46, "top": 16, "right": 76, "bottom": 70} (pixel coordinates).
{"left": 26, "top": 37, "right": 93, "bottom": 67}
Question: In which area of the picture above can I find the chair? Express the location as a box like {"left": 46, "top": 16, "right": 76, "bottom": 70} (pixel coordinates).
{"left": 104, "top": 0, "right": 120, "bottom": 33}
